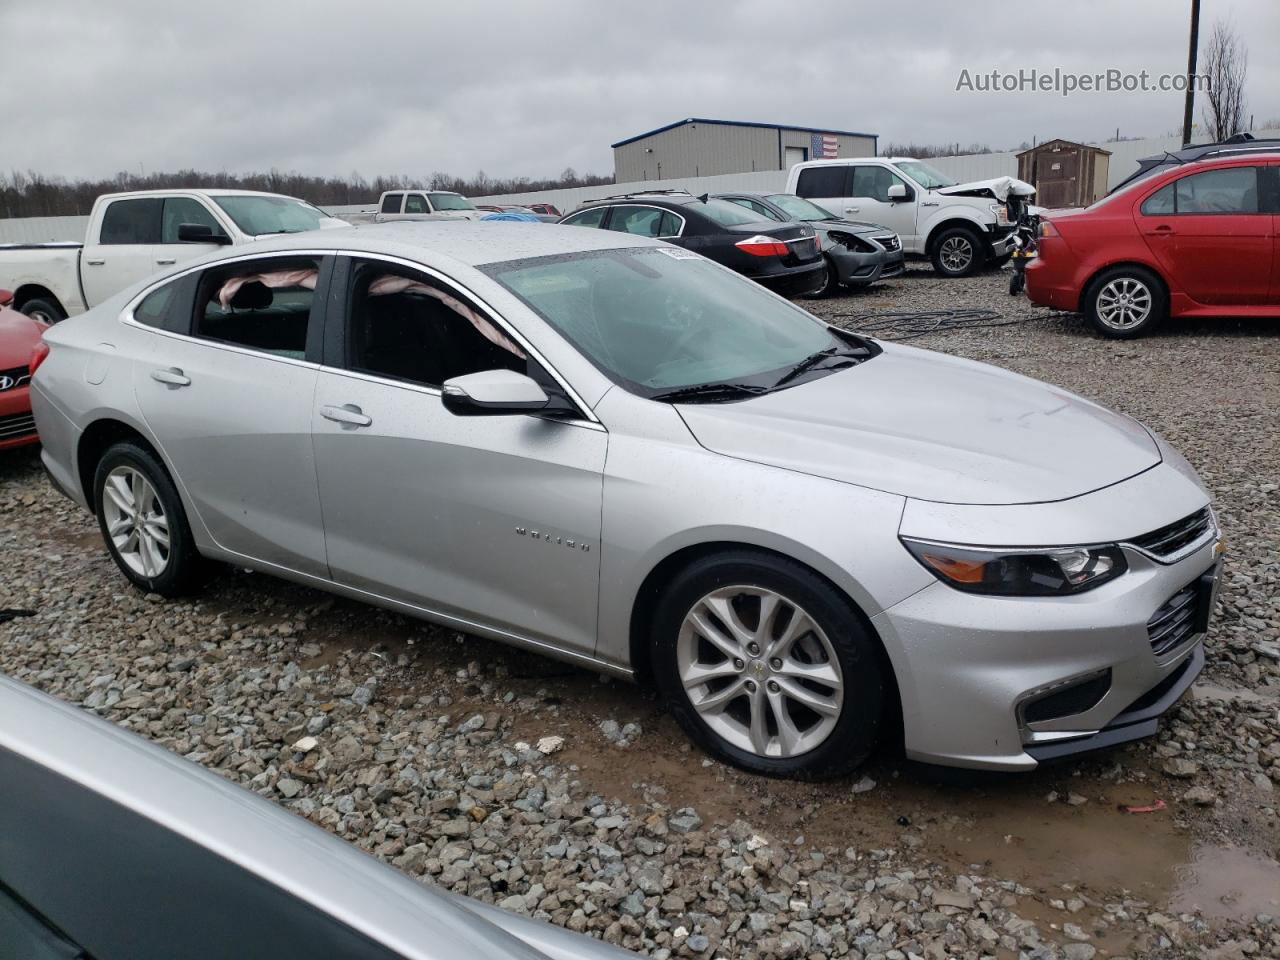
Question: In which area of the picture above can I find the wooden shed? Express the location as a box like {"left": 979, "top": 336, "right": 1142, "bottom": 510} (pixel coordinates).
{"left": 1017, "top": 139, "right": 1111, "bottom": 208}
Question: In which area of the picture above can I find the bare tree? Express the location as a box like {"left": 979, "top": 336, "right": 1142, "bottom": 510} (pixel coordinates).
{"left": 1200, "top": 17, "right": 1248, "bottom": 141}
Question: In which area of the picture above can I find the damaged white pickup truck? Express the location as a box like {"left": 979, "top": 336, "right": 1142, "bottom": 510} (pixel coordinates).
{"left": 0, "top": 189, "right": 346, "bottom": 323}
{"left": 786, "top": 157, "right": 1038, "bottom": 277}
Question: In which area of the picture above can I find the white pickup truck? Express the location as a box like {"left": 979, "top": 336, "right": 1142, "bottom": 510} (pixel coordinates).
{"left": 0, "top": 189, "right": 346, "bottom": 323}
{"left": 785, "top": 158, "right": 1037, "bottom": 277}
{"left": 374, "top": 189, "right": 483, "bottom": 222}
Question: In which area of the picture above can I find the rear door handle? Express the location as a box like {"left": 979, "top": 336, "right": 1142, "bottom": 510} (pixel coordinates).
{"left": 85, "top": 258, "right": 105, "bottom": 266}
{"left": 150, "top": 367, "right": 191, "bottom": 387}
{"left": 155, "top": 257, "right": 177, "bottom": 265}
{"left": 845, "top": 207, "right": 860, "bottom": 214}
{"left": 320, "top": 403, "right": 372, "bottom": 427}
{"left": 1149, "top": 225, "right": 1174, "bottom": 234}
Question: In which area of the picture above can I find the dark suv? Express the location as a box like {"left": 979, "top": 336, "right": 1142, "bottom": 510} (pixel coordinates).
{"left": 558, "top": 191, "right": 825, "bottom": 297}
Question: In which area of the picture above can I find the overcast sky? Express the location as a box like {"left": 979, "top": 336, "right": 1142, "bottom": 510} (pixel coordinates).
{"left": 4, "top": 0, "right": 1277, "bottom": 183}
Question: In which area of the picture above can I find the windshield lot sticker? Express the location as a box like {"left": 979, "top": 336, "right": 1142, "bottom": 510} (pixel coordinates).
{"left": 655, "top": 247, "right": 700, "bottom": 260}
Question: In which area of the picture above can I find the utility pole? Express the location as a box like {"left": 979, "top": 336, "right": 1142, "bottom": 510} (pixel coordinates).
{"left": 1181, "top": 0, "right": 1201, "bottom": 146}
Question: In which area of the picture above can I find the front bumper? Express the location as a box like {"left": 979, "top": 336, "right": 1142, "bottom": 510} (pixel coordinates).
{"left": 873, "top": 532, "right": 1221, "bottom": 771}
{"left": 988, "top": 225, "right": 1018, "bottom": 257}
{"left": 0, "top": 384, "right": 38, "bottom": 449}
{"left": 829, "top": 246, "right": 906, "bottom": 287}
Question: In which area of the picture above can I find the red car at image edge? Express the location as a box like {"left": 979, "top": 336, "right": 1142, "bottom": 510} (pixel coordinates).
{"left": 0, "top": 289, "right": 47, "bottom": 449}
{"left": 1025, "top": 153, "right": 1280, "bottom": 338}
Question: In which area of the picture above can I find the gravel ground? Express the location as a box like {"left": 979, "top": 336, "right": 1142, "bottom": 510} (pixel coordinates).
{"left": 2, "top": 263, "right": 1278, "bottom": 960}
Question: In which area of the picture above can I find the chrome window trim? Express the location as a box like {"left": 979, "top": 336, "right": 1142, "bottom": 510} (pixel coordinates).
{"left": 578, "top": 202, "right": 687, "bottom": 240}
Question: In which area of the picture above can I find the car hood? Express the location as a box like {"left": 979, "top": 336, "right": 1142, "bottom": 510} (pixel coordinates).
{"left": 676, "top": 343, "right": 1161, "bottom": 505}
{"left": 0, "top": 305, "right": 44, "bottom": 368}
{"left": 935, "top": 176, "right": 1036, "bottom": 201}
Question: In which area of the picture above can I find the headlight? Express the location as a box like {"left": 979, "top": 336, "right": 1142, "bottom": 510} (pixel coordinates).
{"left": 989, "top": 203, "right": 1011, "bottom": 225}
{"left": 828, "top": 230, "right": 876, "bottom": 253}
{"left": 901, "top": 538, "right": 1128, "bottom": 596}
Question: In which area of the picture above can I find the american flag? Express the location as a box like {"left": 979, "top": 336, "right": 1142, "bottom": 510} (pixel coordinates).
{"left": 810, "top": 133, "right": 839, "bottom": 158}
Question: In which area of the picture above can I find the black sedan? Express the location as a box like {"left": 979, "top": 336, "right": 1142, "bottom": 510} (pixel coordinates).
{"left": 713, "top": 192, "right": 904, "bottom": 296}
{"left": 558, "top": 191, "right": 824, "bottom": 297}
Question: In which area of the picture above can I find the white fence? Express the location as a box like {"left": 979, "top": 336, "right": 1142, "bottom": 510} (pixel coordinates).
{"left": 4, "top": 129, "right": 1277, "bottom": 244}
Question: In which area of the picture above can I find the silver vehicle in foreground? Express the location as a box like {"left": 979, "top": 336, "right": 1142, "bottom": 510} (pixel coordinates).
{"left": 31, "top": 221, "right": 1222, "bottom": 778}
{"left": 0, "top": 675, "right": 636, "bottom": 960}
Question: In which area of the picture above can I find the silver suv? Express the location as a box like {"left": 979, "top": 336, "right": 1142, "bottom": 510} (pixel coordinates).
{"left": 32, "top": 221, "right": 1221, "bottom": 778}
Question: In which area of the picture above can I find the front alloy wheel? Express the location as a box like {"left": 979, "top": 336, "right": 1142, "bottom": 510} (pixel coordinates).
{"left": 653, "top": 550, "right": 883, "bottom": 780}
{"left": 677, "top": 586, "right": 843, "bottom": 758}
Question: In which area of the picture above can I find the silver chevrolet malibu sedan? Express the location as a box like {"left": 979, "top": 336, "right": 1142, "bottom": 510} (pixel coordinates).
{"left": 30, "top": 221, "right": 1223, "bottom": 779}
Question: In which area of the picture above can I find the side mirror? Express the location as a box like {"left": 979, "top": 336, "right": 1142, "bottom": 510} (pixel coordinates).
{"left": 441, "top": 370, "right": 548, "bottom": 416}
{"left": 176, "top": 223, "right": 231, "bottom": 244}
{"left": 0, "top": 289, "right": 12, "bottom": 307}
{"left": 886, "top": 184, "right": 909, "bottom": 202}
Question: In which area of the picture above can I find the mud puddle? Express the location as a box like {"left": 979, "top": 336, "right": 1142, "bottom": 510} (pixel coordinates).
{"left": 1170, "top": 845, "right": 1280, "bottom": 921}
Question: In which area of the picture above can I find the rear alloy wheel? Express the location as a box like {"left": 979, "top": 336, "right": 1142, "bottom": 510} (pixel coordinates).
{"left": 930, "top": 226, "right": 986, "bottom": 278}
{"left": 1085, "top": 266, "right": 1167, "bottom": 339}
{"left": 94, "top": 441, "right": 203, "bottom": 596}
{"left": 21, "top": 297, "right": 66, "bottom": 325}
{"left": 653, "top": 551, "right": 883, "bottom": 780}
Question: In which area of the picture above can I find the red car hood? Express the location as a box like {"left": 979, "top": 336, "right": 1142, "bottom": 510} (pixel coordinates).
{"left": 0, "top": 306, "right": 44, "bottom": 369}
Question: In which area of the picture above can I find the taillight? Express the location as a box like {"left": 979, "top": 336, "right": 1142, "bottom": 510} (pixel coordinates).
{"left": 29, "top": 340, "right": 50, "bottom": 377}
{"left": 735, "top": 235, "right": 790, "bottom": 257}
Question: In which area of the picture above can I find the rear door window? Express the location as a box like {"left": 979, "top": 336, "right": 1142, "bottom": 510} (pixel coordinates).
{"left": 133, "top": 274, "right": 196, "bottom": 333}
{"left": 795, "top": 166, "right": 849, "bottom": 199}
{"left": 380, "top": 193, "right": 404, "bottom": 214}
{"left": 605, "top": 205, "right": 666, "bottom": 237}
{"left": 1172, "top": 167, "right": 1260, "bottom": 213}
{"left": 99, "top": 198, "right": 162, "bottom": 244}
{"left": 1140, "top": 183, "right": 1176, "bottom": 216}
{"left": 193, "top": 256, "right": 322, "bottom": 360}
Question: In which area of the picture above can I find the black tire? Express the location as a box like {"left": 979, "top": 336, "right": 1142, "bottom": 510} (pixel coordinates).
{"left": 92, "top": 441, "right": 203, "bottom": 597}
{"left": 20, "top": 297, "right": 67, "bottom": 325}
{"left": 929, "top": 226, "right": 986, "bottom": 278}
{"left": 1009, "top": 269, "right": 1025, "bottom": 296}
{"left": 804, "top": 254, "right": 842, "bottom": 299}
{"left": 651, "top": 550, "right": 884, "bottom": 780}
{"left": 1082, "top": 265, "right": 1168, "bottom": 339}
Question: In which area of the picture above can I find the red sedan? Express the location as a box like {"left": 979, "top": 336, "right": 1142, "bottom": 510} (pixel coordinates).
{"left": 0, "top": 289, "right": 46, "bottom": 449}
{"left": 1026, "top": 154, "right": 1280, "bottom": 338}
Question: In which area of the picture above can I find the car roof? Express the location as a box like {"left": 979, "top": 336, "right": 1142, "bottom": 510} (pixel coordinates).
{"left": 199, "top": 220, "right": 664, "bottom": 267}
{"left": 97, "top": 189, "right": 310, "bottom": 201}
{"left": 0, "top": 674, "right": 635, "bottom": 960}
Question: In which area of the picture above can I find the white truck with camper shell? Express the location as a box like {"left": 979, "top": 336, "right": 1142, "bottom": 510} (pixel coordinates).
{"left": 785, "top": 157, "right": 1037, "bottom": 277}
{"left": 374, "top": 189, "right": 484, "bottom": 222}
{"left": 0, "top": 189, "right": 345, "bottom": 323}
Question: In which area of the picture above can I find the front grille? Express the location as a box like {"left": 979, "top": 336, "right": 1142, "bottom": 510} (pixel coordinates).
{"left": 0, "top": 365, "right": 30, "bottom": 391}
{"left": 875, "top": 235, "right": 901, "bottom": 252}
{"left": 1147, "top": 583, "right": 1199, "bottom": 656}
{"left": 0, "top": 412, "right": 36, "bottom": 440}
{"left": 1128, "top": 507, "right": 1213, "bottom": 559}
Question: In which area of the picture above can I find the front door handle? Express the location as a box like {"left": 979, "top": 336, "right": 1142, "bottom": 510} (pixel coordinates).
{"left": 320, "top": 403, "right": 372, "bottom": 427}
{"left": 150, "top": 367, "right": 191, "bottom": 387}
{"left": 85, "top": 258, "right": 105, "bottom": 266}
{"left": 845, "top": 206, "right": 860, "bottom": 214}
{"left": 1148, "top": 225, "right": 1174, "bottom": 234}
{"left": 156, "top": 257, "right": 177, "bottom": 266}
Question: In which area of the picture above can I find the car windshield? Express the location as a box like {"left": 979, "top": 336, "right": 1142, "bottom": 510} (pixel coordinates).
{"left": 694, "top": 199, "right": 772, "bottom": 226}
{"left": 483, "top": 248, "right": 853, "bottom": 396}
{"left": 765, "top": 194, "right": 838, "bottom": 221}
{"left": 213, "top": 196, "right": 330, "bottom": 236}
{"left": 894, "top": 161, "right": 957, "bottom": 189}
{"left": 429, "top": 192, "right": 476, "bottom": 211}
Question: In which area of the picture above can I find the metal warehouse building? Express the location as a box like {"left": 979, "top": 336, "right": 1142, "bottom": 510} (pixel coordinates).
{"left": 611, "top": 118, "right": 878, "bottom": 183}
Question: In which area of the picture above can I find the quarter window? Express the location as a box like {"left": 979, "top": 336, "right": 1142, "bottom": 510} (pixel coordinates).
{"left": 160, "top": 197, "right": 228, "bottom": 244}
{"left": 404, "top": 194, "right": 430, "bottom": 214}
{"left": 561, "top": 207, "right": 606, "bottom": 228}
{"left": 343, "top": 259, "right": 527, "bottom": 388}
{"left": 795, "top": 166, "right": 849, "bottom": 199}
{"left": 99, "top": 198, "right": 162, "bottom": 245}
{"left": 380, "top": 193, "right": 404, "bottom": 214}
{"left": 193, "top": 256, "right": 320, "bottom": 359}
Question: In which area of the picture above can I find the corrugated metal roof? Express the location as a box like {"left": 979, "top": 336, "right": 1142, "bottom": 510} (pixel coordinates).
{"left": 611, "top": 118, "right": 878, "bottom": 149}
